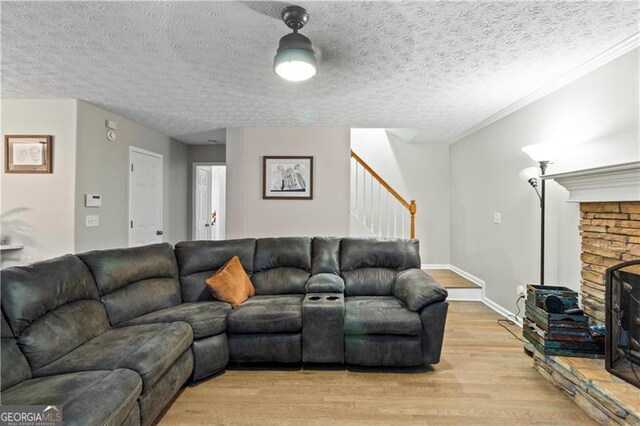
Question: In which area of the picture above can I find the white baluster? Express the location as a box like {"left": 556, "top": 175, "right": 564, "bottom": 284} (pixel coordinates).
{"left": 393, "top": 202, "right": 397, "bottom": 238}
{"left": 378, "top": 181, "right": 382, "bottom": 236}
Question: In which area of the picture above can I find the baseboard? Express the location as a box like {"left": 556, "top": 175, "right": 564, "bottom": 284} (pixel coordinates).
{"left": 421, "top": 263, "right": 451, "bottom": 270}
{"left": 446, "top": 287, "right": 483, "bottom": 301}
{"left": 444, "top": 264, "right": 523, "bottom": 327}
{"left": 449, "top": 265, "right": 485, "bottom": 288}
{"left": 483, "top": 296, "right": 523, "bottom": 327}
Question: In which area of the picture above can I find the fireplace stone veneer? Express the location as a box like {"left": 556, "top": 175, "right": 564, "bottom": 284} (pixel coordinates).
{"left": 579, "top": 202, "right": 640, "bottom": 323}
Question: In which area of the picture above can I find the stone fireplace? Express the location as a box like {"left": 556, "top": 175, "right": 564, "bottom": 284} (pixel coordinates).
{"left": 533, "top": 162, "right": 640, "bottom": 424}
{"left": 579, "top": 201, "right": 640, "bottom": 323}
{"left": 545, "top": 161, "right": 640, "bottom": 323}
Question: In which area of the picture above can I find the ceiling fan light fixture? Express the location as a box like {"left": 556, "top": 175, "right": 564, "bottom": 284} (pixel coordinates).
{"left": 273, "top": 6, "right": 317, "bottom": 82}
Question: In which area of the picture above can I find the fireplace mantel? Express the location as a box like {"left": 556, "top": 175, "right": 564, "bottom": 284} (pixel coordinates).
{"left": 543, "top": 161, "right": 640, "bottom": 203}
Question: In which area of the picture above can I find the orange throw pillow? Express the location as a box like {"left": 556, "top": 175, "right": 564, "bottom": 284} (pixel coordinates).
{"left": 205, "top": 256, "right": 255, "bottom": 307}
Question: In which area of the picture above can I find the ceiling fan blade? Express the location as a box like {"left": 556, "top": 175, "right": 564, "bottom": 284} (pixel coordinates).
{"left": 238, "top": 1, "right": 291, "bottom": 20}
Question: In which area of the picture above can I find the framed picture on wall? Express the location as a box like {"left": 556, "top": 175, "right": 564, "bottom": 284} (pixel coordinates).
{"left": 263, "top": 156, "right": 313, "bottom": 200}
{"left": 5, "top": 135, "right": 53, "bottom": 173}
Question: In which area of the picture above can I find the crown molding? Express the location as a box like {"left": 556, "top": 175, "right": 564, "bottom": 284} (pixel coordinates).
{"left": 544, "top": 161, "right": 640, "bottom": 202}
{"left": 447, "top": 32, "right": 640, "bottom": 146}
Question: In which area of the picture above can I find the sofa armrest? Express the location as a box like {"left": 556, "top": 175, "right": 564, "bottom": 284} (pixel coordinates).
{"left": 393, "top": 269, "right": 448, "bottom": 312}
{"left": 305, "top": 273, "right": 345, "bottom": 293}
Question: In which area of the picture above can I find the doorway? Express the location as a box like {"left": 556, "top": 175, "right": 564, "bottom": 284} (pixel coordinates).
{"left": 129, "top": 146, "right": 163, "bottom": 247}
{"left": 193, "top": 163, "right": 226, "bottom": 241}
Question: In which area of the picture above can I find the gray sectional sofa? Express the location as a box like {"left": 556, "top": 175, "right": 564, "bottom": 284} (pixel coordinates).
{"left": 0, "top": 237, "right": 448, "bottom": 425}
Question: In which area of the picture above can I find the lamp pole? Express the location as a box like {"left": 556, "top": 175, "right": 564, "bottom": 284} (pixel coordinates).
{"left": 539, "top": 161, "right": 549, "bottom": 286}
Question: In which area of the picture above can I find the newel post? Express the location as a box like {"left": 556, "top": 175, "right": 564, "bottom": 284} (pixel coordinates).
{"left": 409, "top": 200, "right": 417, "bottom": 239}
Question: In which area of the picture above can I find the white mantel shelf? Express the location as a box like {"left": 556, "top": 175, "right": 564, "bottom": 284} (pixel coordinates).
{"left": 543, "top": 161, "right": 640, "bottom": 203}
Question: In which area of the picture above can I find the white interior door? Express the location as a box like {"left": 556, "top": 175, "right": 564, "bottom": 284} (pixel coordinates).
{"left": 210, "top": 166, "right": 226, "bottom": 240}
{"left": 195, "top": 166, "right": 212, "bottom": 240}
{"left": 129, "top": 147, "right": 163, "bottom": 247}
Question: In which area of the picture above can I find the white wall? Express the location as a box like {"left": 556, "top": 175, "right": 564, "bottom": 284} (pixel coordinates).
{"left": 351, "top": 129, "right": 451, "bottom": 264}
{"left": 75, "top": 101, "right": 190, "bottom": 252}
{"left": 1, "top": 99, "right": 78, "bottom": 267}
{"left": 450, "top": 48, "right": 639, "bottom": 315}
{"left": 226, "top": 127, "right": 350, "bottom": 238}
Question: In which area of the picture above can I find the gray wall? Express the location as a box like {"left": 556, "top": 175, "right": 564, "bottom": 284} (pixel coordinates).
{"left": 75, "top": 101, "right": 190, "bottom": 251}
{"left": 226, "top": 127, "right": 350, "bottom": 238}
{"left": 1, "top": 99, "right": 78, "bottom": 267}
{"left": 189, "top": 144, "right": 225, "bottom": 164}
{"left": 449, "top": 48, "right": 639, "bottom": 315}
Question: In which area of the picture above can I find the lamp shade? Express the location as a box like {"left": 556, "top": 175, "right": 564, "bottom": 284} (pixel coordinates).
{"left": 274, "top": 32, "right": 318, "bottom": 82}
{"left": 521, "top": 143, "right": 558, "bottom": 163}
{"left": 519, "top": 167, "right": 539, "bottom": 182}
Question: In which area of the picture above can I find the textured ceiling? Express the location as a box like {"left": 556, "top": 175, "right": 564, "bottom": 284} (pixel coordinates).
{"left": 2, "top": 1, "right": 638, "bottom": 144}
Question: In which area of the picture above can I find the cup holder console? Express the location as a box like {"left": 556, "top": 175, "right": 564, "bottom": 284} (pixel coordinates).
{"left": 303, "top": 293, "right": 344, "bottom": 363}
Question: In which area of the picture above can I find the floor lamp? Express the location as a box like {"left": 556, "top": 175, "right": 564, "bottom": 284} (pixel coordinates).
{"left": 520, "top": 144, "right": 556, "bottom": 357}
{"left": 520, "top": 143, "right": 557, "bottom": 286}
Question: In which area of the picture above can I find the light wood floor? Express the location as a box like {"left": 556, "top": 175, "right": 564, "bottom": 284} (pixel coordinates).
{"left": 424, "top": 269, "right": 480, "bottom": 289}
{"left": 158, "top": 302, "right": 594, "bottom": 425}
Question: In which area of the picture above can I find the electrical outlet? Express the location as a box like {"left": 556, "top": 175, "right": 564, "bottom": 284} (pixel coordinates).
{"left": 493, "top": 212, "right": 502, "bottom": 224}
{"left": 85, "top": 215, "right": 99, "bottom": 227}
{"left": 516, "top": 285, "right": 526, "bottom": 297}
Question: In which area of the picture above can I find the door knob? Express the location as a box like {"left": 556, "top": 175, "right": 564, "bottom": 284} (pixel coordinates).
{"left": 156, "top": 230, "right": 164, "bottom": 235}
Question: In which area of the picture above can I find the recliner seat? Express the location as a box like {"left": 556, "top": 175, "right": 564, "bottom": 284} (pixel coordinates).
{"left": 0, "top": 256, "right": 191, "bottom": 426}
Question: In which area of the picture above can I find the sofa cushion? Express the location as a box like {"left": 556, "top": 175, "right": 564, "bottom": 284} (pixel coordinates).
{"left": 175, "top": 239, "right": 256, "bottom": 302}
{"left": 205, "top": 256, "right": 255, "bottom": 307}
{"left": 2, "top": 369, "right": 142, "bottom": 426}
{"left": 340, "top": 238, "right": 421, "bottom": 296}
{"left": 35, "top": 322, "right": 193, "bottom": 392}
{"left": 305, "top": 273, "right": 345, "bottom": 293}
{"left": 118, "top": 301, "right": 231, "bottom": 339}
{"left": 344, "top": 296, "right": 421, "bottom": 336}
{"left": 1, "top": 313, "right": 32, "bottom": 392}
{"left": 311, "top": 237, "right": 341, "bottom": 275}
{"left": 78, "top": 243, "right": 181, "bottom": 325}
{"left": 393, "top": 269, "right": 448, "bottom": 312}
{"left": 251, "top": 238, "right": 311, "bottom": 294}
{"left": 0, "top": 256, "right": 111, "bottom": 370}
{"left": 254, "top": 237, "right": 312, "bottom": 271}
{"left": 341, "top": 268, "right": 397, "bottom": 296}
{"left": 250, "top": 268, "right": 310, "bottom": 295}
{"left": 341, "top": 238, "right": 421, "bottom": 271}
{"left": 0, "top": 255, "right": 102, "bottom": 335}
{"left": 228, "top": 295, "right": 303, "bottom": 334}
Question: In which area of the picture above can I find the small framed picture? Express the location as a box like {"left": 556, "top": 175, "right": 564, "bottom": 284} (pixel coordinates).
{"left": 5, "top": 135, "right": 52, "bottom": 173}
{"left": 263, "top": 156, "right": 313, "bottom": 200}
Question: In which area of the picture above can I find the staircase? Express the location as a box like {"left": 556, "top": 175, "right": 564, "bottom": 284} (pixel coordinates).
{"left": 349, "top": 150, "right": 416, "bottom": 239}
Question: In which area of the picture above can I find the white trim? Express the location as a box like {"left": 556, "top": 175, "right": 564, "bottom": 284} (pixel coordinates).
{"left": 442, "top": 264, "right": 523, "bottom": 327}
{"left": 128, "top": 146, "right": 163, "bottom": 247}
{"left": 421, "top": 263, "right": 452, "bottom": 270}
{"left": 447, "top": 287, "right": 483, "bottom": 301}
{"left": 191, "top": 161, "right": 226, "bottom": 240}
{"left": 483, "top": 296, "right": 523, "bottom": 327}
{"left": 447, "top": 32, "right": 640, "bottom": 145}
{"left": 543, "top": 161, "right": 640, "bottom": 202}
{"left": 449, "top": 265, "right": 485, "bottom": 288}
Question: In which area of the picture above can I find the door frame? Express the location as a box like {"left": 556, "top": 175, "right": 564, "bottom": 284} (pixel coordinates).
{"left": 192, "top": 162, "right": 226, "bottom": 240}
{"left": 129, "top": 146, "right": 164, "bottom": 247}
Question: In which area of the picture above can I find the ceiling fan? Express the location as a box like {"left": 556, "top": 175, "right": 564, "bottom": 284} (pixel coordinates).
{"left": 240, "top": 2, "right": 319, "bottom": 82}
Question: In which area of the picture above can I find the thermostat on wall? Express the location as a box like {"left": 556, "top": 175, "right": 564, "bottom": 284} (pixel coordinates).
{"left": 85, "top": 194, "right": 102, "bottom": 207}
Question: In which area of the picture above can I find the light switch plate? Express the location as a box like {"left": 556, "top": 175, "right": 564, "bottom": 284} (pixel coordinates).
{"left": 85, "top": 215, "right": 99, "bottom": 227}
{"left": 493, "top": 212, "right": 502, "bottom": 224}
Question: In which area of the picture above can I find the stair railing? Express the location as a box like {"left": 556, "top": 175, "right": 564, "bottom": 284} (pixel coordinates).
{"left": 350, "top": 150, "right": 416, "bottom": 239}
